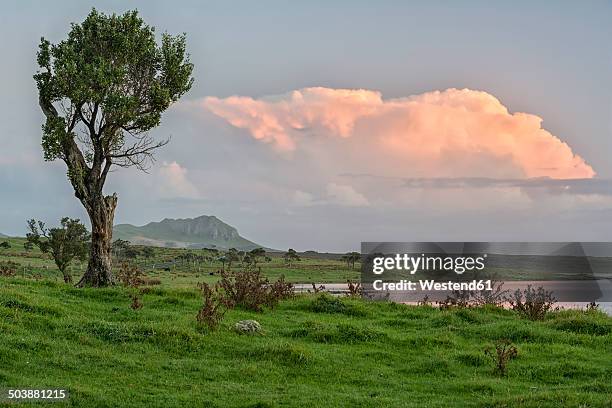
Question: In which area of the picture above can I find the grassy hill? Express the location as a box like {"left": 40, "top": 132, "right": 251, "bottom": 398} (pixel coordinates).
{"left": 0, "top": 278, "right": 610, "bottom": 407}
{"left": 114, "top": 215, "right": 261, "bottom": 250}
{"left": 0, "top": 233, "right": 7, "bottom": 238}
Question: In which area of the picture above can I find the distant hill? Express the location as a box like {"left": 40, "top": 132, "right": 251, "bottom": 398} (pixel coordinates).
{"left": 113, "top": 215, "right": 261, "bottom": 250}
{"left": 0, "top": 233, "right": 8, "bottom": 238}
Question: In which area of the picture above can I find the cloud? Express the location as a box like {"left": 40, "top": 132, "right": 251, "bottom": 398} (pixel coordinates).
{"left": 204, "top": 87, "right": 595, "bottom": 179}
{"left": 157, "top": 161, "right": 200, "bottom": 199}
{"left": 326, "top": 183, "right": 369, "bottom": 207}
{"left": 292, "top": 190, "right": 315, "bottom": 207}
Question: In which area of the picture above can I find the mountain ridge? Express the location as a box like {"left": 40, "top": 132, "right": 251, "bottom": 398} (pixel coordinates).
{"left": 113, "top": 215, "right": 262, "bottom": 250}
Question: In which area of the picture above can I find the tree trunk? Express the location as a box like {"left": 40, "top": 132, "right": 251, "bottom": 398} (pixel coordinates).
{"left": 77, "top": 194, "right": 117, "bottom": 287}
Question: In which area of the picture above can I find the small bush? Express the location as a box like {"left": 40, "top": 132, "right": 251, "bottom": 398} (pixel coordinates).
{"left": 218, "top": 270, "right": 294, "bottom": 312}
{"left": 508, "top": 285, "right": 556, "bottom": 321}
{"left": 417, "top": 295, "right": 432, "bottom": 306}
{"left": 0, "top": 261, "right": 18, "bottom": 277}
{"left": 346, "top": 280, "right": 363, "bottom": 297}
{"left": 130, "top": 294, "right": 143, "bottom": 310}
{"left": 484, "top": 339, "right": 518, "bottom": 376}
{"left": 438, "top": 289, "right": 471, "bottom": 309}
{"left": 586, "top": 302, "right": 599, "bottom": 312}
{"left": 471, "top": 280, "right": 508, "bottom": 307}
{"left": 116, "top": 263, "right": 146, "bottom": 310}
{"left": 116, "top": 262, "right": 144, "bottom": 288}
{"left": 196, "top": 282, "right": 230, "bottom": 332}
{"left": 308, "top": 283, "right": 326, "bottom": 293}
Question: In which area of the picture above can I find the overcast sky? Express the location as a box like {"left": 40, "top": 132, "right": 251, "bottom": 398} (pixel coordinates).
{"left": 1, "top": 1, "right": 611, "bottom": 251}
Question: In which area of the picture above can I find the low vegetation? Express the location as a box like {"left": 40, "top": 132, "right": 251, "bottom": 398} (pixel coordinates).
{"left": 0, "top": 278, "right": 610, "bottom": 407}
{"left": 1, "top": 237, "right": 610, "bottom": 406}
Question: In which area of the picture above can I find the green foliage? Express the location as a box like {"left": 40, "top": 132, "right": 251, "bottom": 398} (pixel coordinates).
{"left": 244, "top": 247, "right": 267, "bottom": 268}
{"left": 341, "top": 251, "right": 361, "bottom": 269}
{"left": 0, "top": 241, "right": 11, "bottom": 249}
{"left": 33, "top": 8, "right": 194, "bottom": 286}
{"left": 283, "top": 248, "right": 301, "bottom": 266}
{"left": 26, "top": 218, "right": 89, "bottom": 283}
{"left": 34, "top": 8, "right": 193, "bottom": 166}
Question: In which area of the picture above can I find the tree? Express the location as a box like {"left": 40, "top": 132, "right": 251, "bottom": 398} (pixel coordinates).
{"left": 141, "top": 246, "right": 155, "bottom": 260}
{"left": 0, "top": 241, "right": 10, "bottom": 249}
{"left": 245, "top": 248, "right": 266, "bottom": 269}
{"left": 34, "top": 9, "right": 194, "bottom": 286}
{"left": 111, "top": 239, "right": 131, "bottom": 259}
{"left": 26, "top": 218, "right": 90, "bottom": 283}
{"left": 225, "top": 248, "right": 239, "bottom": 271}
{"left": 283, "top": 248, "right": 301, "bottom": 266}
{"left": 342, "top": 252, "right": 361, "bottom": 269}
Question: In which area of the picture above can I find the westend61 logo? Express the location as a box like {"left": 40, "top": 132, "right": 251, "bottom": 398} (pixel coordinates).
{"left": 372, "top": 253, "right": 487, "bottom": 275}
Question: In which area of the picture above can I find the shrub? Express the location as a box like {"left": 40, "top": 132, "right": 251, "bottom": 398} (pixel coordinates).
{"left": 417, "top": 295, "right": 432, "bottom": 306}
{"left": 484, "top": 339, "right": 518, "bottom": 376}
{"left": 308, "top": 283, "right": 326, "bottom": 293}
{"left": 196, "top": 282, "right": 230, "bottom": 332}
{"left": 438, "top": 289, "right": 471, "bottom": 309}
{"left": 346, "top": 280, "right": 363, "bottom": 297}
{"left": 130, "top": 294, "right": 143, "bottom": 310}
{"left": 508, "top": 285, "right": 556, "bottom": 320}
{"left": 586, "top": 302, "right": 599, "bottom": 312}
{"left": 116, "top": 262, "right": 145, "bottom": 288}
{"left": 0, "top": 261, "right": 18, "bottom": 277}
{"left": 268, "top": 275, "right": 294, "bottom": 303}
{"left": 218, "top": 269, "right": 294, "bottom": 312}
{"left": 471, "top": 280, "right": 508, "bottom": 307}
{"left": 116, "top": 263, "right": 146, "bottom": 310}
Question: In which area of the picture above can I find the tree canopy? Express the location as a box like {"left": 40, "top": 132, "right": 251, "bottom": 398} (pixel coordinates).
{"left": 26, "top": 218, "right": 90, "bottom": 283}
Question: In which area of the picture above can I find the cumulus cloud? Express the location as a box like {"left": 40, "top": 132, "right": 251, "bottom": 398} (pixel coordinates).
{"left": 326, "top": 183, "right": 370, "bottom": 207}
{"left": 204, "top": 87, "right": 595, "bottom": 179}
{"left": 157, "top": 161, "right": 200, "bottom": 199}
{"left": 292, "top": 190, "right": 315, "bottom": 207}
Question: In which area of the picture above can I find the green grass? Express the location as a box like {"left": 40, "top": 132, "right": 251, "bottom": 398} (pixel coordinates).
{"left": 0, "top": 277, "right": 610, "bottom": 407}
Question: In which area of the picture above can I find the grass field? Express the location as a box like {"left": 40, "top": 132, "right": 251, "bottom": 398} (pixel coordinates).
{"left": 1, "top": 237, "right": 611, "bottom": 407}
{"left": 0, "top": 276, "right": 611, "bottom": 407}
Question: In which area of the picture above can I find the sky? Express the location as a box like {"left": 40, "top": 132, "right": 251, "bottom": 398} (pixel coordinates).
{"left": 0, "top": 1, "right": 611, "bottom": 251}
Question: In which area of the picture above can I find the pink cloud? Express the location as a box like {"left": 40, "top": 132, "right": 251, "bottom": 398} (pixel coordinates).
{"left": 157, "top": 161, "right": 199, "bottom": 198}
{"left": 203, "top": 87, "right": 595, "bottom": 179}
